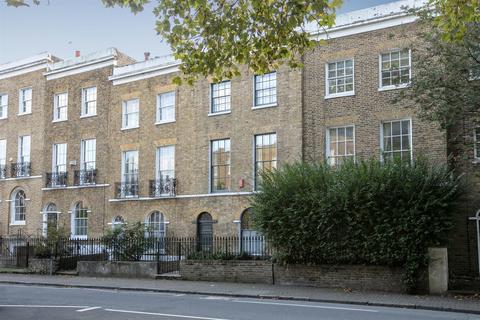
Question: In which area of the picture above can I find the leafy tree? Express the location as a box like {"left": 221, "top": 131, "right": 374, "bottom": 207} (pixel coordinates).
{"left": 5, "top": 0, "right": 341, "bottom": 84}
{"left": 428, "top": 0, "right": 480, "bottom": 41}
{"left": 395, "top": 10, "right": 479, "bottom": 135}
{"left": 251, "top": 159, "right": 462, "bottom": 292}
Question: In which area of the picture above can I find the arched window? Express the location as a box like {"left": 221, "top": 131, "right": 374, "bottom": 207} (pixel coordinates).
{"left": 11, "top": 189, "right": 26, "bottom": 224}
{"left": 112, "top": 215, "right": 125, "bottom": 230}
{"left": 197, "top": 212, "right": 213, "bottom": 251}
{"left": 146, "top": 211, "right": 165, "bottom": 238}
{"left": 43, "top": 203, "right": 58, "bottom": 237}
{"left": 72, "top": 202, "right": 88, "bottom": 239}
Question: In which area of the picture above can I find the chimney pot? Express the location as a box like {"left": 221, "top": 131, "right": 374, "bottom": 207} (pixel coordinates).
{"left": 144, "top": 52, "right": 151, "bottom": 61}
{"left": 75, "top": 50, "right": 81, "bottom": 58}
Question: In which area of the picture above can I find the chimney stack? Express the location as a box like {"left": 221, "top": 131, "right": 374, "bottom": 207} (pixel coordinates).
{"left": 144, "top": 52, "right": 151, "bottom": 61}
{"left": 75, "top": 50, "right": 81, "bottom": 58}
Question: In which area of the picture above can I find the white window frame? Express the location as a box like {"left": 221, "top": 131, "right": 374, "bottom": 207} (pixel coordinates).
{"left": 210, "top": 81, "right": 231, "bottom": 115}
{"left": 0, "top": 139, "right": 6, "bottom": 179}
{"left": 81, "top": 87, "right": 97, "bottom": 118}
{"left": 71, "top": 202, "right": 88, "bottom": 240}
{"left": 325, "top": 59, "right": 355, "bottom": 99}
{"left": 122, "top": 99, "right": 139, "bottom": 130}
{"left": 380, "top": 118, "right": 413, "bottom": 162}
{"left": 378, "top": 49, "right": 412, "bottom": 91}
{"left": 253, "top": 72, "right": 277, "bottom": 109}
{"left": 210, "top": 138, "right": 231, "bottom": 193}
{"left": 474, "top": 128, "right": 480, "bottom": 160}
{"left": 121, "top": 150, "right": 139, "bottom": 198}
{"left": 52, "top": 143, "right": 67, "bottom": 173}
{"left": 0, "top": 94, "right": 8, "bottom": 119}
{"left": 254, "top": 133, "right": 277, "bottom": 191}
{"left": 18, "top": 87, "right": 32, "bottom": 115}
{"left": 145, "top": 211, "right": 166, "bottom": 239}
{"left": 156, "top": 91, "right": 176, "bottom": 124}
{"left": 10, "top": 189, "right": 27, "bottom": 225}
{"left": 325, "top": 125, "right": 356, "bottom": 166}
{"left": 53, "top": 92, "right": 68, "bottom": 122}
{"left": 18, "top": 135, "right": 31, "bottom": 164}
{"left": 81, "top": 139, "right": 96, "bottom": 171}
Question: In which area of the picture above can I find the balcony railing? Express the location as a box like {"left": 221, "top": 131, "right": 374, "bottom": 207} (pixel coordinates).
{"left": 45, "top": 172, "right": 68, "bottom": 188}
{"left": 115, "top": 180, "right": 139, "bottom": 198}
{"left": 149, "top": 177, "right": 177, "bottom": 197}
{"left": 0, "top": 164, "right": 6, "bottom": 179}
{"left": 74, "top": 169, "right": 97, "bottom": 186}
{"left": 11, "top": 162, "right": 31, "bottom": 178}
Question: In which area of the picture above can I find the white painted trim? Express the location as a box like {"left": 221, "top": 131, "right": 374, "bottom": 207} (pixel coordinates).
{"left": 156, "top": 91, "right": 176, "bottom": 124}
{"left": 42, "top": 184, "right": 110, "bottom": 191}
{"left": 121, "top": 126, "right": 140, "bottom": 131}
{"left": 324, "top": 58, "right": 355, "bottom": 99}
{"left": 252, "top": 103, "right": 277, "bottom": 110}
{"left": 110, "top": 64, "right": 180, "bottom": 85}
{"left": 208, "top": 110, "right": 231, "bottom": 117}
{"left": 0, "top": 63, "right": 48, "bottom": 80}
{"left": 325, "top": 125, "right": 356, "bottom": 166}
{"left": 312, "top": 13, "right": 418, "bottom": 41}
{"left": 45, "top": 59, "right": 115, "bottom": 80}
{"left": 108, "top": 191, "right": 253, "bottom": 202}
{"left": 17, "top": 112, "right": 32, "bottom": 116}
{"left": 0, "top": 175, "right": 42, "bottom": 182}
{"left": 155, "top": 120, "right": 176, "bottom": 125}
{"left": 79, "top": 113, "right": 97, "bottom": 119}
{"left": 9, "top": 222, "right": 26, "bottom": 226}
{"left": 379, "top": 118, "right": 413, "bottom": 162}
{"left": 378, "top": 49, "right": 412, "bottom": 91}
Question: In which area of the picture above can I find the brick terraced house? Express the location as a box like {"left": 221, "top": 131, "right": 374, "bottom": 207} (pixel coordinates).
{"left": 0, "top": 0, "right": 478, "bottom": 281}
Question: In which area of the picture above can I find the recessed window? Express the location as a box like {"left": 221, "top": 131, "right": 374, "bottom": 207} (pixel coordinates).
{"left": 11, "top": 189, "right": 27, "bottom": 224}
{"left": 72, "top": 202, "right": 88, "bottom": 239}
{"left": 19, "top": 88, "right": 32, "bottom": 114}
{"left": 121, "top": 150, "right": 139, "bottom": 197}
{"left": 474, "top": 128, "right": 480, "bottom": 159}
{"left": 254, "top": 72, "right": 277, "bottom": 107}
{"left": 211, "top": 139, "right": 231, "bottom": 193}
{"left": 254, "top": 133, "right": 277, "bottom": 190}
{"left": 53, "top": 143, "right": 67, "bottom": 173}
{"left": 381, "top": 119, "right": 412, "bottom": 161}
{"left": 16, "top": 135, "right": 31, "bottom": 177}
{"left": 0, "top": 94, "right": 8, "bottom": 119}
{"left": 0, "top": 139, "right": 6, "bottom": 179}
{"left": 211, "top": 81, "right": 231, "bottom": 113}
{"left": 326, "top": 59, "right": 354, "bottom": 98}
{"left": 145, "top": 211, "right": 165, "bottom": 238}
{"left": 82, "top": 87, "right": 97, "bottom": 117}
{"left": 122, "top": 99, "right": 139, "bottom": 129}
{"left": 155, "top": 145, "right": 175, "bottom": 196}
{"left": 326, "top": 126, "right": 355, "bottom": 166}
{"left": 156, "top": 91, "right": 175, "bottom": 123}
{"left": 53, "top": 92, "right": 68, "bottom": 121}
{"left": 380, "top": 49, "right": 411, "bottom": 89}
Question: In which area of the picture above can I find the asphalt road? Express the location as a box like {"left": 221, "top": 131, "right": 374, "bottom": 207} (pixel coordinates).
{"left": 0, "top": 284, "right": 478, "bottom": 320}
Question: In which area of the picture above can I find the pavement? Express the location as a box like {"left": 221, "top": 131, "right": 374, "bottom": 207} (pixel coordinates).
{"left": 0, "top": 273, "right": 479, "bottom": 315}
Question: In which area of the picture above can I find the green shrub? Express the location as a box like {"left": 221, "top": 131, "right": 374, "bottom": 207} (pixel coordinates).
{"left": 250, "top": 158, "right": 462, "bottom": 292}
{"left": 102, "top": 222, "right": 153, "bottom": 261}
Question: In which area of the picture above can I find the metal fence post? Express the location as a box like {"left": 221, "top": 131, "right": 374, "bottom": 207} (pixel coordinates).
{"left": 25, "top": 241, "right": 30, "bottom": 269}
{"left": 156, "top": 239, "right": 160, "bottom": 275}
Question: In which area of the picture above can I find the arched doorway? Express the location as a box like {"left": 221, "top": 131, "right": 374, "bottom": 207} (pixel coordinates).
{"left": 43, "top": 203, "right": 58, "bottom": 237}
{"left": 240, "top": 208, "right": 263, "bottom": 255}
{"left": 197, "top": 212, "right": 213, "bottom": 251}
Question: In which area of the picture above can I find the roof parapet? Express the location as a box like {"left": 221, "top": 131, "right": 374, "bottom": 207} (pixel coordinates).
{"left": 0, "top": 52, "right": 59, "bottom": 79}
{"left": 307, "top": 0, "right": 428, "bottom": 39}
{"left": 109, "top": 55, "right": 180, "bottom": 85}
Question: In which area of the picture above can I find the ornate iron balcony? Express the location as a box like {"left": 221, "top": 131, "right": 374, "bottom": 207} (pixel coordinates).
{"left": 115, "top": 180, "right": 139, "bottom": 198}
{"left": 0, "top": 164, "right": 6, "bottom": 179}
{"left": 45, "top": 172, "right": 68, "bottom": 188}
{"left": 74, "top": 169, "right": 97, "bottom": 186}
{"left": 149, "top": 177, "right": 177, "bottom": 197}
{"left": 11, "top": 162, "right": 31, "bottom": 178}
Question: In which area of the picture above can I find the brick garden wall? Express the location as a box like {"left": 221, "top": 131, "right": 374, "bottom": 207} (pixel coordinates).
{"left": 180, "top": 260, "right": 408, "bottom": 292}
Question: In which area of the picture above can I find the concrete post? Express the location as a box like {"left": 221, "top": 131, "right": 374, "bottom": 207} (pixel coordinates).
{"left": 428, "top": 247, "right": 448, "bottom": 294}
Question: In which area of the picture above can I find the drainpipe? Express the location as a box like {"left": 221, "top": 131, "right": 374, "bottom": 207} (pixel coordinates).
{"left": 468, "top": 209, "right": 480, "bottom": 276}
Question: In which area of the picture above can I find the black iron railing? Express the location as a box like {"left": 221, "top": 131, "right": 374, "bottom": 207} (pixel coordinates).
{"left": 11, "top": 162, "right": 31, "bottom": 178}
{"left": 115, "top": 181, "right": 139, "bottom": 198}
{"left": 45, "top": 172, "right": 68, "bottom": 188}
{"left": 0, "top": 164, "right": 6, "bottom": 179}
{"left": 149, "top": 177, "right": 177, "bottom": 197}
{"left": 74, "top": 169, "right": 97, "bottom": 186}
